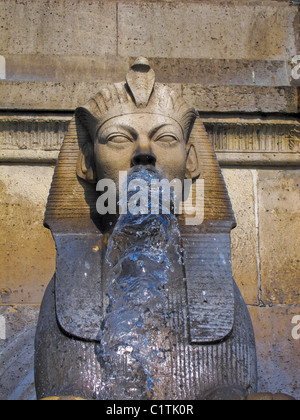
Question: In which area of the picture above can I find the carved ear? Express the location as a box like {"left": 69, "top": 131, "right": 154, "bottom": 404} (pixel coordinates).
{"left": 77, "top": 141, "right": 97, "bottom": 184}
{"left": 75, "top": 107, "right": 98, "bottom": 184}
{"left": 185, "top": 143, "right": 200, "bottom": 180}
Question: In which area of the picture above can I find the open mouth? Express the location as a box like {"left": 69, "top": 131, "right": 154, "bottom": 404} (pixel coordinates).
{"left": 129, "top": 164, "right": 160, "bottom": 177}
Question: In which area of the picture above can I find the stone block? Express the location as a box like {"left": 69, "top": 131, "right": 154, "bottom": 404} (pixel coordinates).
{"left": 0, "top": 165, "right": 56, "bottom": 304}
{"left": 118, "top": 2, "right": 296, "bottom": 60}
{"left": 0, "top": 0, "right": 117, "bottom": 56}
{"left": 183, "top": 85, "right": 298, "bottom": 113}
{"left": 249, "top": 306, "right": 300, "bottom": 400}
{"left": 0, "top": 81, "right": 109, "bottom": 111}
{"left": 257, "top": 169, "right": 300, "bottom": 305}
{"left": 5, "top": 54, "right": 129, "bottom": 83}
{"left": 0, "top": 305, "right": 39, "bottom": 400}
{"left": 222, "top": 169, "right": 258, "bottom": 305}
{"left": 4, "top": 55, "right": 290, "bottom": 87}
{"left": 143, "top": 58, "right": 290, "bottom": 87}
{"left": 0, "top": 81, "right": 297, "bottom": 113}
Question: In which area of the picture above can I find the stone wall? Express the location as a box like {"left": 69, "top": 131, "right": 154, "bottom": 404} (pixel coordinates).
{"left": 0, "top": 0, "right": 299, "bottom": 400}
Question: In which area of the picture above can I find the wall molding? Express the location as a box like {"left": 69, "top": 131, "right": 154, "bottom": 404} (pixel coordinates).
{"left": 0, "top": 114, "right": 299, "bottom": 166}
{"left": 203, "top": 117, "right": 300, "bottom": 166}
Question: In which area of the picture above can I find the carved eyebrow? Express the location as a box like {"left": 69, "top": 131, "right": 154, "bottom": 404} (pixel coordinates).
{"left": 115, "top": 124, "right": 138, "bottom": 139}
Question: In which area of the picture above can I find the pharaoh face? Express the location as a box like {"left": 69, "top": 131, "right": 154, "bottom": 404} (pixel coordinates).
{"left": 94, "top": 113, "right": 187, "bottom": 188}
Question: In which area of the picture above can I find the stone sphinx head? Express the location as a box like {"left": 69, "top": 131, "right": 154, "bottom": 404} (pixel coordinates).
{"left": 75, "top": 57, "right": 200, "bottom": 194}
{"left": 44, "top": 57, "right": 234, "bottom": 234}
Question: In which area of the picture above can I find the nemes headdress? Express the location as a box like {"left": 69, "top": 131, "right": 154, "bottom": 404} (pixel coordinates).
{"left": 76, "top": 57, "right": 196, "bottom": 142}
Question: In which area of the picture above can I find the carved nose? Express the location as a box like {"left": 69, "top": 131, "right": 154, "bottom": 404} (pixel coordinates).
{"left": 131, "top": 152, "right": 156, "bottom": 167}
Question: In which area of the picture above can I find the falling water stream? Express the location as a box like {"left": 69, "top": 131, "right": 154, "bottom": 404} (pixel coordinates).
{"left": 95, "top": 167, "right": 184, "bottom": 399}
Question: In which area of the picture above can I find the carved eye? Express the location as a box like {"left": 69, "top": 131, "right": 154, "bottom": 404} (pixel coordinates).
{"left": 107, "top": 134, "right": 132, "bottom": 145}
{"left": 155, "top": 135, "right": 178, "bottom": 146}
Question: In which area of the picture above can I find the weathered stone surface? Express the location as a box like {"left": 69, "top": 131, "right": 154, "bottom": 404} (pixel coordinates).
{"left": 0, "top": 150, "right": 59, "bottom": 164}
{"left": 0, "top": 305, "right": 39, "bottom": 400}
{"left": 249, "top": 306, "right": 300, "bottom": 400}
{"left": 1, "top": 1, "right": 295, "bottom": 61}
{"left": 5, "top": 54, "right": 129, "bottom": 83}
{"left": 183, "top": 85, "right": 298, "bottom": 113}
{"left": 118, "top": 2, "right": 296, "bottom": 60}
{"left": 257, "top": 169, "right": 300, "bottom": 305}
{"left": 0, "top": 0, "right": 117, "bottom": 56}
{"left": 0, "top": 1, "right": 296, "bottom": 89}
{"left": 222, "top": 169, "right": 258, "bottom": 305}
{"left": 0, "top": 81, "right": 109, "bottom": 111}
{"left": 3, "top": 55, "right": 291, "bottom": 86}
{"left": 144, "top": 58, "right": 291, "bottom": 86}
{"left": 0, "top": 165, "right": 56, "bottom": 304}
{"left": 0, "top": 81, "right": 180, "bottom": 111}
{"left": 216, "top": 152, "right": 300, "bottom": 167}
{"left": 0, "top": 81, "right": 297, "bottom": 113}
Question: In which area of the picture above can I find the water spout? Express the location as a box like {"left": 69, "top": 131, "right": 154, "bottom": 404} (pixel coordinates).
{"left": 95, "top": 167, "right": 183, "bottom": 399}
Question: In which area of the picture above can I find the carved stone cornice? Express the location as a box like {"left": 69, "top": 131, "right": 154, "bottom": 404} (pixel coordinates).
{"left": 0, "top": 114, "right": 299, "bottom": 166}
{"left": 0, "top": 115, "right": 71, "bottom": 163}
{"left": 202, "top": 117, "right": 300, "bottom": 166}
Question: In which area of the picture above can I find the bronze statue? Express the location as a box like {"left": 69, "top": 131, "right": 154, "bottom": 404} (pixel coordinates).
{"left": 34, "top": 58, "right": 257, "bottom": 400}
